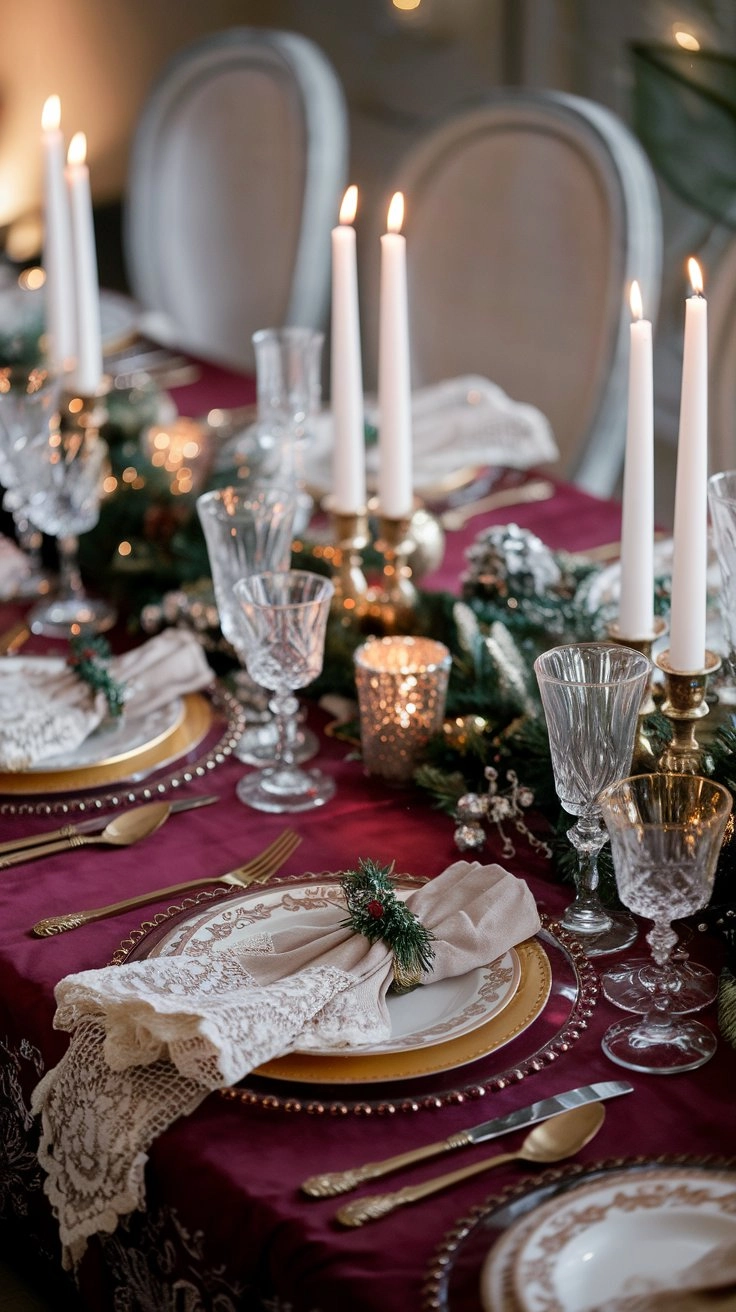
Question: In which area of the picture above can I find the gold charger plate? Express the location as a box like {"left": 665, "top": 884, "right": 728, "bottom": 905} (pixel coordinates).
{"left": 256, "top": 938, "right": 550, "bottom": 1084}
{"left": 0, "top": 692, "right": 211, "bottom": 794}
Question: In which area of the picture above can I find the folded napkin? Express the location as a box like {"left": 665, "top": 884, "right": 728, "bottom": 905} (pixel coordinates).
{"left": 309, "top": 375, "right": 559, "bottom": 492}
{"left": 593, "top": 1240, "right": 736, "bottom": 1310}
{"left": 31, "top": 859, "right": 540, "bottom": 1265}
{"left": 0, "top": 534, "right": 32, "bottom": 600}
{"left": 0, "top": 628, "right": 213, "bottom": 771}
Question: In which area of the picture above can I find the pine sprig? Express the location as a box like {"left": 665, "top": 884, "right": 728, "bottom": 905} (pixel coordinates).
{"left": 67, "top": 635, "right": 126, "bottom": 719}
{"left": 340, "top": 858, "right": 435, "bottom": 984}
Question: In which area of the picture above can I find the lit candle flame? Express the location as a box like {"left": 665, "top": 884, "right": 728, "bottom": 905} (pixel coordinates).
{"left": 42, "top": 95, "right": 61, "bottom": 132}
{"left": 688, "top": 256, "right": 704, "bottom": 296}
{"left": 67, "top": 131, "right": 87, "bottom": 168}
{"left": 629, "top": 280, "right": 643, "bottom": 321}
{"left": 339, "top": 185, "right": 358, "bottom": 225}
{"left": 387, "top": 191, "right": 404, "bottom": 234}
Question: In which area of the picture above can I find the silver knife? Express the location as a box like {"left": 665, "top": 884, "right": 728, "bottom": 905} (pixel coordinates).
{"left": 0, "top": 793, "right": 219, "bottom": 856}
{"left": 300, "top": 1080, "right": 633, "bottom": 1198}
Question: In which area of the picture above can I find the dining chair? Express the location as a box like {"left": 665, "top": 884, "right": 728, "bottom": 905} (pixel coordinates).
{"left": 369, "top": 90, "right": 662, "bottom": 498}
{"left": 123, "top": 28, "right": 348, "bottom": 373}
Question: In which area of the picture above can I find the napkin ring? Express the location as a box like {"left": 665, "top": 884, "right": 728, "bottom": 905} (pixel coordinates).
{"left": 340, "top": 858, "right": 435, "bottom": 990}
{"left": 67, "top": 635, "right": 126, "bottom": 718}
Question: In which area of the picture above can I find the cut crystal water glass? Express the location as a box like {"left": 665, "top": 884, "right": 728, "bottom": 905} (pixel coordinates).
{"left": 232, "top": 569, "right": 335, "bottom": 813}
{"left": 534, "top": 642, "right": 651, "bottom": 955}
{"left": 598, "top": 772, "right": 732, "bottom": 1073}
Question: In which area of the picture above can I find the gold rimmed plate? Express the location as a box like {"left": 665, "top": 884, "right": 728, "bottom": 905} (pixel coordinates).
{"left": 120, "top": 875, "right": 552, "bottom": 1085}
{"left": 0, "top": 690, "right": 212, "bottom": 795}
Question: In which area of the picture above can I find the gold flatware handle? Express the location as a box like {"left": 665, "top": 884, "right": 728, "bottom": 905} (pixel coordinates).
{"left": 0, "top": 832, "right": 104, "bottom": 868}
{"left": 0, "top": 794, "right": 219, "bottom": 857}
{"left": 31, "top": 829, "right": 301, "bottom": 936}
{"left": 440, "top": 478, "right": 555, "bottom": 531}
{"left": 302, "top": 1131, "right": 473, "bottom": 1198}
{"left": 335, "top": 1149, "right": 516, "bottom": 1227}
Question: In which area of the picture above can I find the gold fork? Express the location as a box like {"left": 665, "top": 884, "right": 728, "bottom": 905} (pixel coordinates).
{"left": 31, "top": 829, "right": 302, "bottom": 937}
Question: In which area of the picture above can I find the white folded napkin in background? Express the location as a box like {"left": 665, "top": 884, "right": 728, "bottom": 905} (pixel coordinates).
{"left": 0, "top": 628, "right": 213, "bottom": 771}
{"left": 31, "top": 859, "right": 540, "bottom": 1265}
{"left": 309, "top": 375, "right": 558, "bottom": 493}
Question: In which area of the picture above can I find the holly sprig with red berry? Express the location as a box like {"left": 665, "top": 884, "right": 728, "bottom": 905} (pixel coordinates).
{"left": 66, "top": 635, "right": 126, "bottom": 719}
{"left": 340, "top": 858, "right": 435, "bottom": 985}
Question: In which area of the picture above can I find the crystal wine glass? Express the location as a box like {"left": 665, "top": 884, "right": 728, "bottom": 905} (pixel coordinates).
{"left": 598, "top": 772, "right": 732, "bottom": 1073}
{"left": 232, "top": 569, "right": 335, "bottom": 813}
{"left": 196, "top": 484, "right": 317, "bottom": 766}
{"left": 534, "top": 643, "right": 651, "bottom": 955}
{"left": 0, "top": 363, "right": 58, "bottom": 597}
{"left": 8, "top": 394, "right": 116, "bottom": 635}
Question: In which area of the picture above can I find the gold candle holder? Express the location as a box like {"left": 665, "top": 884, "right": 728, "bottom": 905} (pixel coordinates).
{"left": 59, "top": 378, "right": 110, "bottom": 443}
{"left": 353, "top": 635, "right": 451, "bottom": 785}
{"left": 606, "top": 617, "right": 667, "bottom": 716}
{"left": 329, "top": 508, "right": 369, "bottom": 623}
{"left": 654, "top": 648, "right": 722, "bottom": 774}
{"left": 365, "top": 498, "right": 418, "bottom": 634}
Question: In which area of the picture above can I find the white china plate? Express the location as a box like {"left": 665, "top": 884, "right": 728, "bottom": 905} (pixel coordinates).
{"left": 480, "top": 1166, "right": 736, "bottom": 1312}
{"left": 2, "top": 655, "right": 183, "bottom": 772}
{"left": 143, "top": 879, "right": 522, "bottom": 1057}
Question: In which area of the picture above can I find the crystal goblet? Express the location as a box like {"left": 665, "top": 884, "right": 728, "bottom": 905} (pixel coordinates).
{"left": 0, "top": 364, "right": 58, "bottom": 597}
{"left": 598, "top": 773, "right": 732, "bottom": 1074}
{"left": 8, "top": 387, "right": 116, "bottom": 635}
{"left": 232, "top": 569, "right": 335, "bottom": 813}
{"left": 196, "top": 484, "right": 317, "bottom": 766}
{"left": 534, "top": 643, "right": 651, "bottom": 955}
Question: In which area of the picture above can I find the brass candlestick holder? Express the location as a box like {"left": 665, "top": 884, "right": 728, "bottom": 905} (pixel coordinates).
{"left": 607, "top": 617, "right": 667, "bottom": 716}
{"left": 365, "top": 499, "right": 419, "bottom": 634}
{"left": 654, "top": 648, "right": 722, "bottom": 774}
{"left": 329, "top": 508, "right": 369, "bottom": 624}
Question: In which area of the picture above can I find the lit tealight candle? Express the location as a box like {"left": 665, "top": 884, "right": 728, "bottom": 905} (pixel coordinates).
{"left": 331, "top": 185, "right": 366, "bottom": 515}
{"left": 65, "top": 131, "right": 103, "bottom": 394}
{"left": 377, "top": 192, "right": 413, "bottom": 520}
{"left": 41, "top": 95, "right": 76, "bottom": 371}
{"left": 669, "top": 257, "right": 708, "bottom": 672}
{"left": 618, "top": 281, "right": 654, "bottom": 638}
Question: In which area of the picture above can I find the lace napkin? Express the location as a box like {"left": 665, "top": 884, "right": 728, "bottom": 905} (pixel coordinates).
{"left": 31, "top": 859, "right": 540, "bottom": 1266}
{"left": 309, "top": 375, "right": 559, "bottom": 491}
{"left": 0, "top": 628, "right": 213, "bottom": 771}
{"left": 593, "top": 1240, "right": 736, "bottom": 1310}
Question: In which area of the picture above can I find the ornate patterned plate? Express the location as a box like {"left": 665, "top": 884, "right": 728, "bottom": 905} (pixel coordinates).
{"left": 136, "top": 878, "right": 525, "bottom": 1059}
{"left": 0, "top": 692, "right": 210, "bottom": 794}
{"left": 510, "top": 1166, "right": 736, "bottom": 1312}
{"left": 422, "top": 1157, "right": 736, "bottom": 1312}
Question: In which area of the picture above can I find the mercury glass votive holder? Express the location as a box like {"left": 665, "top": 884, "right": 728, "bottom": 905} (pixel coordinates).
{"left": 354, "top": 635, "right": 452, "bottom": 785}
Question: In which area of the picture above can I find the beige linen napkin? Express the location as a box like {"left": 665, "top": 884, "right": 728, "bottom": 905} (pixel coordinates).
{"left": 31, "top": 860, "right": 540, "bottom": 1265}
{"left": 0, "top": 628, "right": 213, "bottom": 770}
{"left": 593, "top": 1241, "right": 736, "bottom": 1311}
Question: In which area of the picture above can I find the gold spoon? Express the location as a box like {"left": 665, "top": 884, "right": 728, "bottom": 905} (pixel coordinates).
{"left": 0, "top": 801, "right": 171, "bottom": 869}
{"left": 335, "top": 1101, "right": 605, "bottom": 1227}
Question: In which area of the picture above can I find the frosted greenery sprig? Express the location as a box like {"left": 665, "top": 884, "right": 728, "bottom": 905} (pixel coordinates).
{"left": 340, "top": 858, "right": 435, "bottom": 983}
{"left": 67, "top": 635, "right": 126, "bottom": 719}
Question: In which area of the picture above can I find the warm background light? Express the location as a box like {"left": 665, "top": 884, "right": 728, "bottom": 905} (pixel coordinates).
{"left": 339, "top": 184, "right": 358, "bottom": 225}
{"left": 688, "top": 257, "right": 704, "bottom": 294}
{"left": 387, "top": 191, "right": 404, "bottom": 234}
{"left": 393, "top": 0, "right": 422, "bottom": 10}
{"left": 67, "top": 132, "right": 87, "bottom": 167}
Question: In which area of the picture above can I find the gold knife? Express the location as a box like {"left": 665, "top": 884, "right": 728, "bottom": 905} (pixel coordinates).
{"left": 0, "top": 793, "right": 219, "bottom": 857}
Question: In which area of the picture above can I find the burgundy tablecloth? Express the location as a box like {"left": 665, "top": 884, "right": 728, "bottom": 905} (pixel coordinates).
{"left": 1, "top": 368, "right": 734, "bottom": 1312}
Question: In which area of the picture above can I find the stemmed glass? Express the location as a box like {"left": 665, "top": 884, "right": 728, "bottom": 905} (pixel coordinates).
{"left": 0, "top": 364, "right": 58, "bottom": 597}
{"left": 598, "top": 773, "right": 732, "bottom": 1073}
{"left": 196, "top": 484, "right": 317, "bottom": 766}
{"left": 7, "top": 392, "right": 116, "bottom": 635}
{"left": 534, "top": 643, "right": 651, "bottom": 955}
{"left": 232, "top": 569, "right": 335, "bottom": 813}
